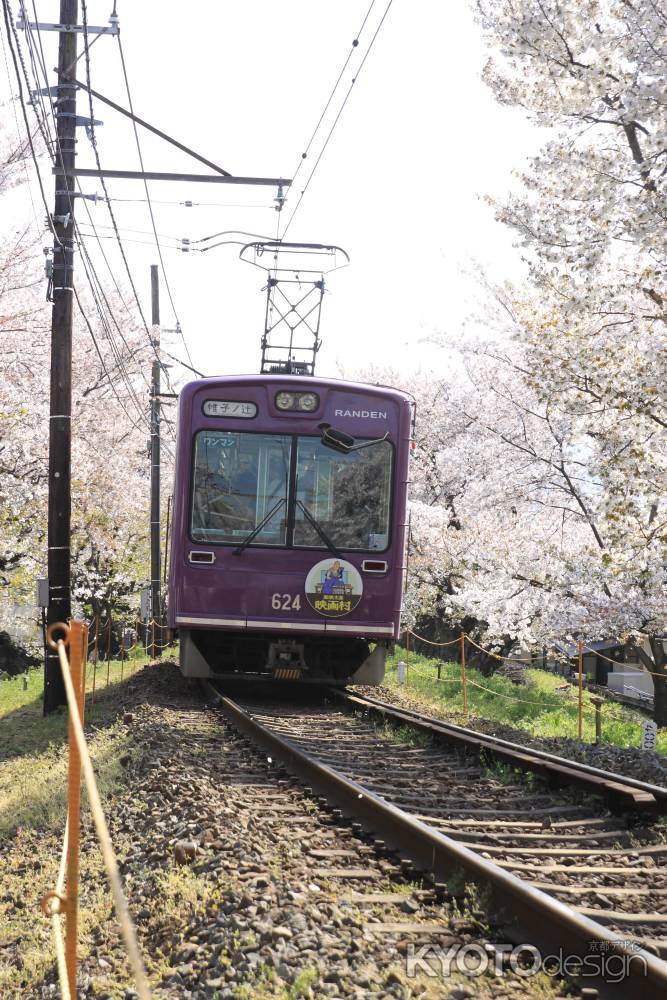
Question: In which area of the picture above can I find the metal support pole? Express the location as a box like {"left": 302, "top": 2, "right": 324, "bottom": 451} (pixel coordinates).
{"left": 578, "top": 639, "right": 584, "bottom": 739}
{"left": 44, "top": 0, "right": 78, "bottom": 715}
{"left": 460, "top": 632, "right": 468, "bottom": 718}
{"left": 150, "top": 265, "right": 161, "bottom": 660}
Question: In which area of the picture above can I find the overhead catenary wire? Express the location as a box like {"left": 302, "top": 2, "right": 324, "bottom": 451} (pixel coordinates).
{"left": 287, "top": 0, "right": 378, "bottom": 193}
{"left": 280, "top": 0, "right": 395, "bottom": 239}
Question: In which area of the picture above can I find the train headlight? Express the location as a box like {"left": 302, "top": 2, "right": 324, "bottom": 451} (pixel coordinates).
{"left": 275, "top": 391, "right": 320, "bottom": 412}
{"left": 297, "top": 392, "right": 319, "bottom": 412}
{"left": 276, "top": 392, "right": 296, "bottom": 410}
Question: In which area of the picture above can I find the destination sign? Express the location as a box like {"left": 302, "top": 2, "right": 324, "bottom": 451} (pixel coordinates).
{"left": 203, "top": 400, "right": 257, "bottom": 419}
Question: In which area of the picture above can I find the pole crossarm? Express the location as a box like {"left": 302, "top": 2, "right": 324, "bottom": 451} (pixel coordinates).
{"left": 60, "top": 71, "right": 232, "bottom": 176}
{"left": 19, "top": 19, "right": 118, "bottom": 34}
{"left": 57, "top": 168, "right": 291, "bottom": 186}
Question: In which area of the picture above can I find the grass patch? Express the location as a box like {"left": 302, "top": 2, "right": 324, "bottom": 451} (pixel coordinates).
{"left": 377, "top": 719, "right": 432, "bottom": 748}
{"left": 0, "top": 826, "right": 122, "bottom": 997}
{"left": 0, "top": 720, "right": 133, "bottom": 838}
{"left": 385, "top": 647, "right": 667, "bottom": 752}
{"left": 0, "top": 649, "right": 172, "bottom": 837}
{"left": 0, "top": 645, "right": 176, "bottom": 759}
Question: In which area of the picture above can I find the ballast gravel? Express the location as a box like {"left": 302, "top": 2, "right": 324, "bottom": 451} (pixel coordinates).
{"left": 356, "top": 684, "right": 667, "bottom": 788}
{"left": 22, "top": 663, "right": 577, "bottom": 999}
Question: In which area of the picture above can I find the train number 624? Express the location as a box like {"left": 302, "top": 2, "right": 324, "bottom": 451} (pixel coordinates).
{"left": 271, "top": 593, "right": 301, "bottom": 610}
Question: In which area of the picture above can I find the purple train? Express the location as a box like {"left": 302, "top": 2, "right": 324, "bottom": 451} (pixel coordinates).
{"left": 167, "top": 374, "right": 413, "bottom": 684}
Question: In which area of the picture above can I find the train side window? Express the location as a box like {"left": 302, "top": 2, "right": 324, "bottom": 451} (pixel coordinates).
{"left": 293, "top": 437, "right": 393, "bottom": 552}
{"left": 191, "top": 431, "right": 291, "bottom": 545}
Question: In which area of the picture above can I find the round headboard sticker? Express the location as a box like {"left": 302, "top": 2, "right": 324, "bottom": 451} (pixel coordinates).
{"left": 305, "top": 558, "right": 363, "bottom": 617}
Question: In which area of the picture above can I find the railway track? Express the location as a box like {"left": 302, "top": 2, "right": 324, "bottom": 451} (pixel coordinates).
{"left": 205, "top": 682, "right": 667, "bottom": 1000}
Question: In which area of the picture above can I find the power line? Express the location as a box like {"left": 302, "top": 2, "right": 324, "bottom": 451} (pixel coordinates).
{"left": 159, "top": 347, "right": 204, "bottom": 378}
{"left": 1, "top": 0, "right": 58, "bottom": 240}
{"left": 24, "top": 8, "right": 172, "bottom": 394}
{"left": 75, "top": 228, "right": 151, "bottom": 389}
{"left": 75, "top": 5, "right": 166, "bottom": 384}
{"left": 281, "top": 0, "right": 395, "bottom": 239}
{"left": 114, "top": 24, "right": 195, "bottom": 368}
{"left": 72, "top": 283, "right": 149, "bottom": 434}
{"left": 104, "top": 196, "right": 272, "bottom": 209}
{"left": 0, "top": 17, "right": 42, "bottom": 230}
{"left": 75, "top": 230, "right": 151, "bottom": 420}
{"left": 4, "top": 1, "right": 158, "bottom": 432}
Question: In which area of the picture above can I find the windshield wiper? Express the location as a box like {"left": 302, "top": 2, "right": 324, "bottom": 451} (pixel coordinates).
{"left": 296, "top": 499, "right": 341, "bottom": 558}
{"left": 233, "top": 498, "right": 286, "bottom": 555}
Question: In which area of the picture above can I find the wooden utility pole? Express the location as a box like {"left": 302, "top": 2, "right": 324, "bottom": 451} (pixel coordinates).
{"left": 150, "top": 266, "right": 161, "bottom": 658}
{"left": 44, "top": 0, "right": 78, "bottom": 714}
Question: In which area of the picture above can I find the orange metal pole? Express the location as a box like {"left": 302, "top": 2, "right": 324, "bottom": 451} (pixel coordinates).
{"left": 460, "top": 632, "right": 468, "bottom": 718}
{"left": 64, "top": 620, "right": 87, "bottom": 996}
{"left": 578, "top": 639, "right": 583, "bottom": 739}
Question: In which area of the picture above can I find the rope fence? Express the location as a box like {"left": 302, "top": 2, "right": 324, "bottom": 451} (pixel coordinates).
{"left": 42, "top": 621, "right": 151, "bottom": 999}
{"left": 70, "top": 612, "right": 177, "bottom": 708}
{"left": 398, "top": 628, "right": 665, "bottom": 743}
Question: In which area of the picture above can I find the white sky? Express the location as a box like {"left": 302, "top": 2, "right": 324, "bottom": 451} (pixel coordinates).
{"left": 1, "top": 1, "right": 543, "bottom": 380}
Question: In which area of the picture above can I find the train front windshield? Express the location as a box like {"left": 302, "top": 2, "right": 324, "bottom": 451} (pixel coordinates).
{"left": 191, "top": 431, "right": 393, "bottom": 551}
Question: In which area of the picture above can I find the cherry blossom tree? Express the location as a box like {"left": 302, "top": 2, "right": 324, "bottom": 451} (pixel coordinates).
{"left": 0, "top": 130, "right": 166, "bottom": 626}
{"left": 472, "top": 0, "right": 667, "bottom": 719}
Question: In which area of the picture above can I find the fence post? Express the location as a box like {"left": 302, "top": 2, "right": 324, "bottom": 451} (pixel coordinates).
{"left": 106, "top": 616, "right": 112, "bottom": 687}
{"left": 65, "top": 619, "right": 88, "bottom": 996}
{"left": 91, "top": 615, "right": 99, "bottom": 707}
{"left": 591, "top": 696, "right": 603, "bottom": 745}
{"left": 578, "top": 639, "right": 583, "bottom": 739}
{"left": 405, "top": 629, "right": 410, "bottom": 683}
{"left": 460, "top": 632, "right": 468, "bottom": 718}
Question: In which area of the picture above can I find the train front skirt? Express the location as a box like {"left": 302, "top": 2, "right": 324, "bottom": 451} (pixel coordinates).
{"left": 177, "top": 623, "right": 388, "bottom": 685}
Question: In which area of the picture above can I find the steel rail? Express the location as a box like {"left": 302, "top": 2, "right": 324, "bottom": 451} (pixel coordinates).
{"left": 204, "top": 683, "right": 667, "bottom": 1000}
{"left": 334, "top": 690, "right": 667, "bottom": 814}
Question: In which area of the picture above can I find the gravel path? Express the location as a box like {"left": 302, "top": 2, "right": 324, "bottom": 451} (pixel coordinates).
{"left": 8, "top": 664, "right": 576, "bottom": 999}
